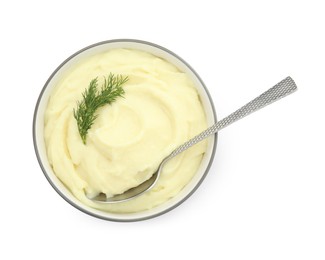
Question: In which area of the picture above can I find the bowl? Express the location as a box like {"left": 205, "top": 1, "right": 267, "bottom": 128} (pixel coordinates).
{"left": 33, "top": 39, "right": 217, "bottom": 222}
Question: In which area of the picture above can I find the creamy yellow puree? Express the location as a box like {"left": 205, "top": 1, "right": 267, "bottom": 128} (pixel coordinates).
{"left": 44, "top": 49, "right": 207, "bottom": 213}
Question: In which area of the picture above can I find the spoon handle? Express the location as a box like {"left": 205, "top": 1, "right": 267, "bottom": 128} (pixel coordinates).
{"left": 168, "top": 76, "right": 297, "bottom": 159}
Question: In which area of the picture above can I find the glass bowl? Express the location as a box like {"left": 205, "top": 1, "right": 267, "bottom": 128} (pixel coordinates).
{"left": 33, "top": 39, "right": 217, "bottom": 222}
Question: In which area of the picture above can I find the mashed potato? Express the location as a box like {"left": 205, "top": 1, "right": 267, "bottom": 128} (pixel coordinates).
{"left": 44, "top": 48, "right": 207, "bottom": 213}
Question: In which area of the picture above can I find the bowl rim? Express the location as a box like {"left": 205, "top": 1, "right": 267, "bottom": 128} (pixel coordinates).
{"left": 33, "top": 38, "right": 218, "bottom": 222}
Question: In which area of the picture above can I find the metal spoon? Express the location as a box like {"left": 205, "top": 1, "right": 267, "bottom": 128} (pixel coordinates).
{"left": 90, "top": 76, "right": 297, "bottom": 203}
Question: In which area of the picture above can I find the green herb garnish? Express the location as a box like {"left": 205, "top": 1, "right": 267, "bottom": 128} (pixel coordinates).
{"left": 73, "top": 73, "right": 128, "bottom": 144}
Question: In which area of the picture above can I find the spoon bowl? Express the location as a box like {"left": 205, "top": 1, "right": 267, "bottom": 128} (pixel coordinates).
{"left": 91, "top": 161, "right": 164, "bottom": 203}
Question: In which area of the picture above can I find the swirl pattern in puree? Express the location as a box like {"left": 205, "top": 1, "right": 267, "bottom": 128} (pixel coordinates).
{"left": 44, "top": 49, "right": 207, "bottom": 213}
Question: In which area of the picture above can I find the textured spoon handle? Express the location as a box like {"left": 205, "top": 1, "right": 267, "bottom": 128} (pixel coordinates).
{"left": 168, "top": 76, "right": 297, "bottom": 159}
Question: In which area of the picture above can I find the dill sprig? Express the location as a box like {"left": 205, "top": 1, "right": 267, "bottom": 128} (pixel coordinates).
{"left": 73, "top": 73, "right": 128, "bottom": 144}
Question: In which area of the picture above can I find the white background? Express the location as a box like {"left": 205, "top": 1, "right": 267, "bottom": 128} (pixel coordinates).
{"left": 1, "top": 0, "right": 324, "bottom": 259}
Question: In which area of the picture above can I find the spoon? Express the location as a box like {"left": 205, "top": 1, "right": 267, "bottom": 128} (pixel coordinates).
{"left": 91, "top": 76, "right": 297, "bottom": 203}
